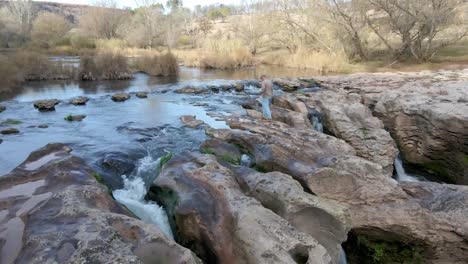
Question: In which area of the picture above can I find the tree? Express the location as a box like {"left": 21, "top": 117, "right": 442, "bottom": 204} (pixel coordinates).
{"left": 366, "top": 0, "right": 467, "bottom": 61}
{"left": 79, "top": 0, "right": 128, "bottom": 39}
{"left": 31, "top": 12, "right": 71, "bottom": 47}
{"left": 6, "top": 0, "right": 34, "bottom": 37}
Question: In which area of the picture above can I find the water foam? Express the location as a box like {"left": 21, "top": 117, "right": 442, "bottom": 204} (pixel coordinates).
{"left": 113, "top": 155, "right": 173, "bottom": 239}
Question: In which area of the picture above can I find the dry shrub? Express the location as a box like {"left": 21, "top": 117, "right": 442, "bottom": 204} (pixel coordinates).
{"left": 79, "top": 51, "right": 131, "bottom": 80}
{"left": 0, "top": 54, "right": 19, "bottom": 92}
{"left": 135, "top": 52, "right": 179, "bottom": 76}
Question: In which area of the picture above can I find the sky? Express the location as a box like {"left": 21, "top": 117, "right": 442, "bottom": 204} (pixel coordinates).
{"left": 36, "top": 0, "right": 242, "bottom": 9}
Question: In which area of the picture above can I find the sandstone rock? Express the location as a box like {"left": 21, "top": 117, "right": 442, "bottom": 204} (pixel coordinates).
{"left": 112, "top": 93, "right": 130, "bottom": 102}
{"left": 33, "top": 99, "right": 60, "bottom": 111}
{"left": 316, "top": 69, "right": 468, "bottom": 184}
{"left": 64, "top": 114, "right": 86, "bottom": 122}
{"left": 153, "top": 152, "right": 332, "bottom": 264}
{"left": 200, "top": 138, "right": 241, "bottom": 164}
{"left": 373, "top": 88, "right": 468, "bottom": 184}
{"left": 70, "top": 96, "right": 89, "bottom": 105}
{"left": 174, "top": 86, "right": 208, "bottom": 94}
{"left": 292, "top": 91, "right": 398, "bottom": 177}
{"left": 0, "top": 105, "right": 5, "bottom": 113}
{"left": 210, "top": 113, "right": 468, "bottom": 263}
{"left": 0, "top": 143, "right": 200, "bottom": 264}
{"left": 136, "top": 92, "right": 148, "bottom": 98}
{"left": 1, "top": 128, "right": 19, "bottom": 135}
{"left": 231, "top": 166, "right": 352, "bottom": 262}
{"left": 180, "top": 115, "right": 205, "bottom": 128}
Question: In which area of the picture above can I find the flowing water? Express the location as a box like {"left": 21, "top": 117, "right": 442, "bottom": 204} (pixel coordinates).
{"left": 113, "top": 155, "right": 173, "bottom": 238}
{"left": 394, "top": 156, "right": 425, "bottom": 182}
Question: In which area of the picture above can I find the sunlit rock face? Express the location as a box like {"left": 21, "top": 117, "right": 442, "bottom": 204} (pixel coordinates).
{"left": 0, "top": 143, "right": 200, "bottom": 264}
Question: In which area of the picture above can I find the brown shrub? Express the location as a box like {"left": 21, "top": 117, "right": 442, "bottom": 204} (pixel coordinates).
{"left": 79, "top": 52, "right": 132, "bottom": 80}
{"left": 0, "top": 54, "right": 19, "bottom": 92}
{"left": 135, "top": 52, "right": 179, "bottom": 76}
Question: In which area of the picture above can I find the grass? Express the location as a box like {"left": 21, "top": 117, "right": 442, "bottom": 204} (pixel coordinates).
{"left": 1, "top": 119, "right": 23, "bottom": 125}
{"left": 159, "top": 152, "right": 173, "bottom": 168}
{"left": 64, "top": 115, "right": 73, "bottom": 121}
{"left": 79, "top": 51, "right": 131, "bottom": 80}
{"left": 135, "top": 53, "right": 179, "bottom": 76}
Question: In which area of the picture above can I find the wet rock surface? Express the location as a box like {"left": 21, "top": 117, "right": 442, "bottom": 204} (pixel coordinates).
{"left": 111, "top": 93, "right": 130, "bottom": 102}
{"left": 33, "top": 99, "right": 60, "bottom": 111}
{"left": 64, "top": 114, "right": 86, "bottom": 121}
{"left": 180, "top": 115, "right": 205, "bottom": 128}
{"left": 0, "top": 105, "right": 5, "bottom": 113}
{"left": 1, "top": 128, "right": 19, "bottom": 135}
{"left": 174, "top": 86, "right": 208, "bottom": 94}
{"left": 70, "top": 96, "right": 89, "bottom": 105}
{"left": 0, "top": 144, "right": 200, "bottom": 264}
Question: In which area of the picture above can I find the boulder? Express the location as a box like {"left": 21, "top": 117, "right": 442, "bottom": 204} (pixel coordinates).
{"left": 233, "top": 83, "right": 244, "bottom": 92}
{"left": 174, "top": 86, "right": 208, "bottom": 94}
{"left": 38, "top": 124, "right": 48, "bottom": 129}
{"left": 180, "top": 115, "right": 205, "bottom": 128}
{"left": 111, "top": 93, "right": 130, "bottom": 102}
{"left": 0, "top": 105, "right": 5, "bottom": 113}
{"left": 152, "top": 152, "right": 332, "bottom": 264}
{"left": 1, "top": 128, "right": 19, "bottom": 135}
{"left": 0, "top": 144, "right": 200, "bottom": 264}
{"left": 317, "top": 70, "right": 468, "bottom": 184}
{"left": 200, "top": 138, "right": 241, "bottom": 164}
{"left": 33, "top": 99, "right": 60, "bottom": 111}
{"left": 69, "top": 96, "right": 89, "bottom": 105}
{"left": 293, "top": 91, "right": 398, "bottom": 177}
{"left": 136, "top": 92, "right": 148, "bottom": 98}
{"left": 231, "top": 167, "right": 352, "bottom": 262}
{"left": 273, "top": 78, "right": 302, "bottom": 92}
{"left": 373, "top": 87, "right": 468, "bottom": 184}
{"left": 64, "top": 114, "right": 86, "bottom": 122}
{"left": 101, "top": 152, "right": 136, "bottom": 176}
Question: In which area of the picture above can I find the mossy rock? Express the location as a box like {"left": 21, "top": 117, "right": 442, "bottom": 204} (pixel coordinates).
{"left": 2, "top": 119, "right": 22, "bottom": 125}
{"left": 200, "top": 139, "right": 241, "bottom": 165}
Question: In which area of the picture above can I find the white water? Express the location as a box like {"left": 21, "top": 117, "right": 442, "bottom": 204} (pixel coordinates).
{"left": 113, "top": 155, "right": 173, "bottom": 239}
{"left": 312, "top": 116, "right": 324, "bottom": 133}
{"left": 394, "top": 156, "right": 421, "bottom": 182}
{"left": 240, "top": 154, "right": 253, "bottom": 167}
{"left": 338, "top": 246, "right": 348, "bottom": 264}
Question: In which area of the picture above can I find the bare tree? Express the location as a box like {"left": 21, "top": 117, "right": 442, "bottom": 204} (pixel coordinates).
{"left": 6, "top": 0, "right": 34, "bottom": 37}
{"left": 79, "top": 0, "right": 128, "bottom": 39}
{"left": 366, "top": 0, "right": 467, "bottom": 61}
{"left": 31, "top": 12, "right": 71, "bottom": 47}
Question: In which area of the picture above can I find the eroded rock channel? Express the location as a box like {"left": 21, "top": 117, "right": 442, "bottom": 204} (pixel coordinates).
{"left": 1, "top": 69, "right": 467, "bottom": 264}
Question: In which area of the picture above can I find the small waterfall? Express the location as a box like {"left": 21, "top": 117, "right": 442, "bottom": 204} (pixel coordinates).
{"left": 338, "top": 246, "right": 348, "bottom": 264}
{"left": 113, "top": 155, "right": 173, "bottom": 239}
{"left": 308, "top": 108, "right": 324, "bottom": 133}
{"left": 394, "top": 156, "right": 421, "bottom": 182}
{"left": 240, "top": 154, "right": 253, "bottom": 167}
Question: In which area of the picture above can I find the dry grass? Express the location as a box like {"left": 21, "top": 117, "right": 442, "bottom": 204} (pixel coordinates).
{"left": 135, "top": 53, "right": 179, "bottom": 76}
{"left": 177, "top": 39, "right": 254, "bottom": 69}
{"left": 0, "top": 54, "right": 19, "bottom": 92}
{"left": 260, "top": 47, "right": 352, "bottom": 73}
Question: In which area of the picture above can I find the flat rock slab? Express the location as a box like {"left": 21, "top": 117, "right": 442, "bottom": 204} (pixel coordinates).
{"left": 34, "top": 99, "right": 60, "bottom": 112}
{"left": 174, "top": 86, "right": 208, "bottom": 94}
{"left": 1, "top": 128, "right": 19, "bottom": 135}
{"left": 136, "top": 92, "right": 148, "bottom": 98}
{"left": 64, "top": 115, "right": 86, "bottom": 122}
{"left": 111, "top": 93, "right": 130, "bottom": 102}
{"left": 69, "top": 96, "right": 89, "bottom": 105}
{"left": 180, "top": 115, "right": 205, "bottom": 128}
